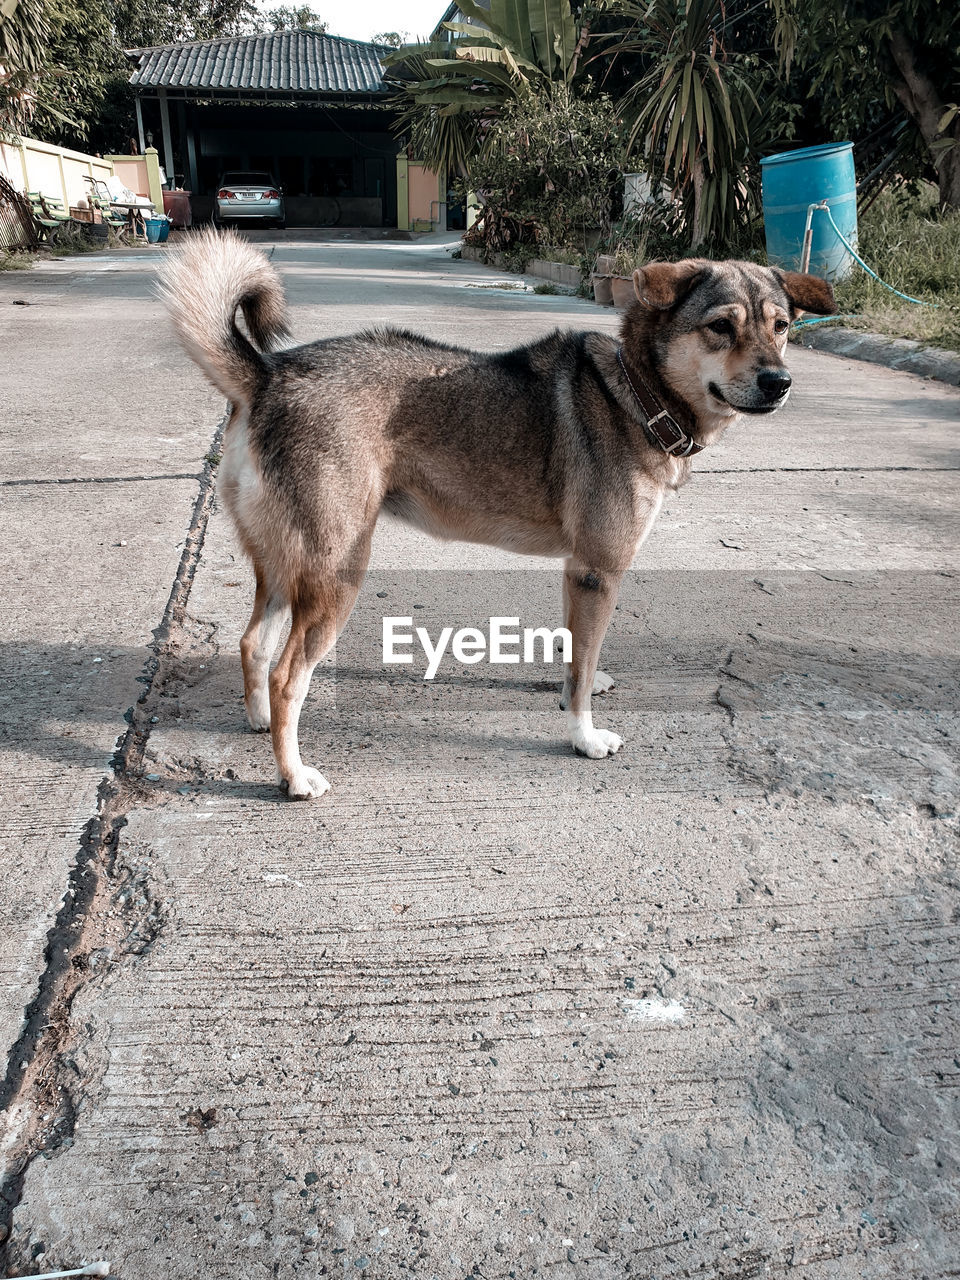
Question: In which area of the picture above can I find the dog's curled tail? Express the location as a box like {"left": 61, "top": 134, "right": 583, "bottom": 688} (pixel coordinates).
{"left": 159, "top": 227, "right": 289, "bottom": 405}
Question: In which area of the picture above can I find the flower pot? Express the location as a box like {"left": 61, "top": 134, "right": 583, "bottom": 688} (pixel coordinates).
{"left": 594, "top": 253, "right": 615, "bottom": 276}
{"left": 611, "top": 275, "right": 638, "bottom": 309}
{"left": 592, "top": 274, "right": 614, "bottom": 306}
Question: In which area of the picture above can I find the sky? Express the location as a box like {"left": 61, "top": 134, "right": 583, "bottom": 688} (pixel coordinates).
{"left": 306, "top": 1, "right": 447, "bottom": 42}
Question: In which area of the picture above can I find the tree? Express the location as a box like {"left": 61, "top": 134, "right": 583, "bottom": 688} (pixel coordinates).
{"left": 258, "top": 5, "right": 327, "bottom": 33}
{"left": 5, "top": 0, "right": 256, "bottom": 149}
{"left": 608, "top": 0, "right": 785, "bottom": 249}
{"left": 113, "top": 0, "right": 255, "bottom": 48}
{"left": 383, "top": 0, "right": 597, "bottom": 176}
{"left": 771, "top": 0, "right": 960, "bottom": 209}
{"left": 0, "top": 0, "right": 120, "bottom": 144}
{"left": 371, "top": 31, "right": 406, "bottom": 48}
{"left": 1, "top": 0, "right": 54, "bottom": 133}
{"left": 0, "top": 0, "right": 48, "bottom": 80}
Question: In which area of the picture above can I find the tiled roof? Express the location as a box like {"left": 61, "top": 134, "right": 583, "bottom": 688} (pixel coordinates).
{"left": 128, "top": 31, "right": 391, "bottom": 95}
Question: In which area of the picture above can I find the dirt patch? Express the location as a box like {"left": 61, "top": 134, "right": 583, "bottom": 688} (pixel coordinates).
{"left": 718, "top": 640, "right": 959, "bottom": 819}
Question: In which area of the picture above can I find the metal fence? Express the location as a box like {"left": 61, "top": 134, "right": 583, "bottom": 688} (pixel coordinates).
{"left": 0, "top": 173, "right": 39, "bottom": 251}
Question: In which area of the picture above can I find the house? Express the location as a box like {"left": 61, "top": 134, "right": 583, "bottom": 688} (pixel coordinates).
{"left": 126, "top": 30, "right": 401, "bottom": 226}
{"left": 431, "top": 2, "right": 490, "bottom": 40}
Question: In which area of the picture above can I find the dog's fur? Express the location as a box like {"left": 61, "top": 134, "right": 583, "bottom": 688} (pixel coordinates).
{"left": 161, "top": 230, "right": 835, "bottom": 798}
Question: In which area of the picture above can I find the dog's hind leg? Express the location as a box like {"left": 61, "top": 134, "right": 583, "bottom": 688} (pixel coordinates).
{"left": 240, "top": 564, "right": 290, "bottom": 732}
{"left": 561, "top": 560, "right": 624, "bottom": 759}
{"left": 592, "top": 669, "right": 615, "bottom": 696}
{"left": 268, "top": 537, "right": 372, "bottom": 800}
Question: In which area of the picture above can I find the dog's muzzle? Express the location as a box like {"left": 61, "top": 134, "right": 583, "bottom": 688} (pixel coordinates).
{"left": 710, "top": 367, "right": 793, "bottom": 415}
{"left": 756, "top": 367, "right": 792, "bottom": 402}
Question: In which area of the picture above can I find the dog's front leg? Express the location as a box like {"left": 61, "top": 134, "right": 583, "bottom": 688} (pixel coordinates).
{"left": 561, "top": 560, "right": 624, "bottom": 759}
{"left": 560, "top": 576, "right": 615, "bottom": 706}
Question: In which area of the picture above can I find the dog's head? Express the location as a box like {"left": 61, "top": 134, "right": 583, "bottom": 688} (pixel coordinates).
{"left": 626, "top": 259, "right": 835, "bottom": 420}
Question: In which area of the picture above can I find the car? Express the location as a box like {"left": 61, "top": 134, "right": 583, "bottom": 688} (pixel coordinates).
{"left": 214, "top": 171, "right": 286, "bottom": 228}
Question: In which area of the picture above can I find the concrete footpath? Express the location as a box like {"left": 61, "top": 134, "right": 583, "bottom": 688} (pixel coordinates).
{"left": 1, "top": 233, "right": 958, "bottom": 1279}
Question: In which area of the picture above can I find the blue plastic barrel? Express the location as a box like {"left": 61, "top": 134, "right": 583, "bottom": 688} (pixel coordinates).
{"left": 760, "top": 142, "right": 857, "bottom": 280}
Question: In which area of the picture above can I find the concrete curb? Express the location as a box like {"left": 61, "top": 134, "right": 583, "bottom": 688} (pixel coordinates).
{"left": 791, "top": 324, "right": 960, "bottom": 387}
{"left": 461, "top": 243, "right": 581, "bottom": 288}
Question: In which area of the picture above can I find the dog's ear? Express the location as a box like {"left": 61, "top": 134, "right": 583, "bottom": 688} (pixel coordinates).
{"left": 632, "top": 260, "right": 704, "bottom": 310}
{"left": 775, "top": 269, "right": 837, "bottom": 317}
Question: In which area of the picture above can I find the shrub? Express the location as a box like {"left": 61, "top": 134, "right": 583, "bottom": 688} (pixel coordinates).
{"left": 460, "top": 89, "right": 625, "bottom": 257}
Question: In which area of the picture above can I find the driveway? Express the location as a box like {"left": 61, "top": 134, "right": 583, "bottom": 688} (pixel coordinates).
{"left": 1, "top": 233, "right": 958, "bottom": 1279}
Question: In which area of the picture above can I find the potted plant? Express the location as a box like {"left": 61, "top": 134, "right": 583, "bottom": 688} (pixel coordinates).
{"left": 593, "top": 199, "right": 685, "bottom": 308}
{"left": 592, "top": 273, "right": 614, "bottom": 305}
{"left": 610, "top": 273, "right": 637, "bottom": 309}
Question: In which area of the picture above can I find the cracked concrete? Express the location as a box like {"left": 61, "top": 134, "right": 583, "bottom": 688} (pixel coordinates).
{"left": 0, "top": 396, "right": 223, "bottom": 1249}
{"left": 1, "top": 473, "right": 202, "bottom": 488}
{"left": 1, "top": 233, "right": 958, "bottom": 1278}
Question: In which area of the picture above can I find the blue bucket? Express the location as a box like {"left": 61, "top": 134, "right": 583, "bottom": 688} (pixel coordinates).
{"left": 144, "top": 216, "right": 166, "bottom": 244}
{"left": 761, "top": 142, "right": 857, "bottom": 280}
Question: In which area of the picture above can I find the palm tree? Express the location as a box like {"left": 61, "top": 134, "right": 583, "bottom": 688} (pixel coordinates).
{"left": 609, "top": 0, "right": 762, "bottom": 247}
{"left": 383, "top": 0, "right": 596, "bottom": 176}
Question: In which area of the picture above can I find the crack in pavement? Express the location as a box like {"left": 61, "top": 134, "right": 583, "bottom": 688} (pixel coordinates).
{"left": 703, "top": 465, "right": 960, "bottom": 474}
{"left": 0, "top": 414, "right": 226, "bottom": 1265}
{"left": 1, "top": 465, "right": 954, "bottom": 493}
{"left": 1, "top": 472, "right": 203, "bottom": 487}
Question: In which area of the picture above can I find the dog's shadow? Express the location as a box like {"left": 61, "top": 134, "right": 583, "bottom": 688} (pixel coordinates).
{"left": 137, "top": 654, "right": 585, "bottom": 803}
{"left": 330, "top": 662, "right": 562, "bottom": 696}
{"left": 167, "top": 716, "right": 578, "bottom": 804}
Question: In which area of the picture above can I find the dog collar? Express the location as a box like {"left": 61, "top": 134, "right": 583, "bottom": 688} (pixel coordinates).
{"left": 616, "top": 347, "right": 703, "bottom": 458}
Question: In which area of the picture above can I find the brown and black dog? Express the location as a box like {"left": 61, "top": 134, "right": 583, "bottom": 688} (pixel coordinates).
{"left": 162, "top": 231, "right": 835, "bottom": 798}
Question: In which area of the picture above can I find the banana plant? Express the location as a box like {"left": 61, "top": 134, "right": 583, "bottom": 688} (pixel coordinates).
{"left": 610, "top": 0, "right": 762, "bottom": 247}
{"left": 383, "top": 0, "right": 595, "bottom": 175}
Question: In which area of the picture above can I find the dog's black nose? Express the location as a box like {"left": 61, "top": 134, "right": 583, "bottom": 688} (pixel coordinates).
{"left": 757, "top": 368, "right": 792, "bottom": 399}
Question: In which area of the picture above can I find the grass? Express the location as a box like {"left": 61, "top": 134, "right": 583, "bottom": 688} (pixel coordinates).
{"left": 0, "top": 249, "right": 36, "bottom": 271}
{"left": 533, "top": 244, "right": 585, "bottom": 268}
{"left": 1, "top": 226, "right": 106, "bottom": 271}
{"left": 47, "top": 230, "right": 106, "bottom": 258}
{"left": 592, "top": 184, "right": 960, "bottom": 353}
{"left": 824, "top": 186, "right": 960, "bottom": 352}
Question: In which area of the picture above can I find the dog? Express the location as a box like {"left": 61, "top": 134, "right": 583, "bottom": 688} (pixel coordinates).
{"left": 161, "top": 230, "right": 835, "bottom": 799}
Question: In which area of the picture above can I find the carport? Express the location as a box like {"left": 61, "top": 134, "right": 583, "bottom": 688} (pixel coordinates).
{"left": 126, "top": 30, "right": 401, "bottom": 226}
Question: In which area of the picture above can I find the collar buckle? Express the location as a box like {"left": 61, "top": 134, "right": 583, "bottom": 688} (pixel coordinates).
{"left": 647, "top": 410, "right": 698, "bottom": 456}
{"left": 617, "top": 347, "right": 703, "bottom": 458}
{"left": 662, "top": 425, "right": 698, "bottom": 456}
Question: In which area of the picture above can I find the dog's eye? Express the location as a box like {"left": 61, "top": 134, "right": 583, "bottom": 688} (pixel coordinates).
{"left": 774, "top": 318, "right": 789, "bottom": 335}
{"left": 708, "top": 318, "right": 734, "bottom": 337}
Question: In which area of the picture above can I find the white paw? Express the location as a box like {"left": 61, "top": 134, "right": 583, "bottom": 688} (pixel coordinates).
{"left": 284, "top": 767, "right": 331, "bottom": 800}
{"left": 592, "top": 670, "right": 615, "bottom": 696}
{"left": 246, "top": 691, "right": 271, "bottom": 732}
{"left": 571, "top": 727, "right": 624, "bottom": 759}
